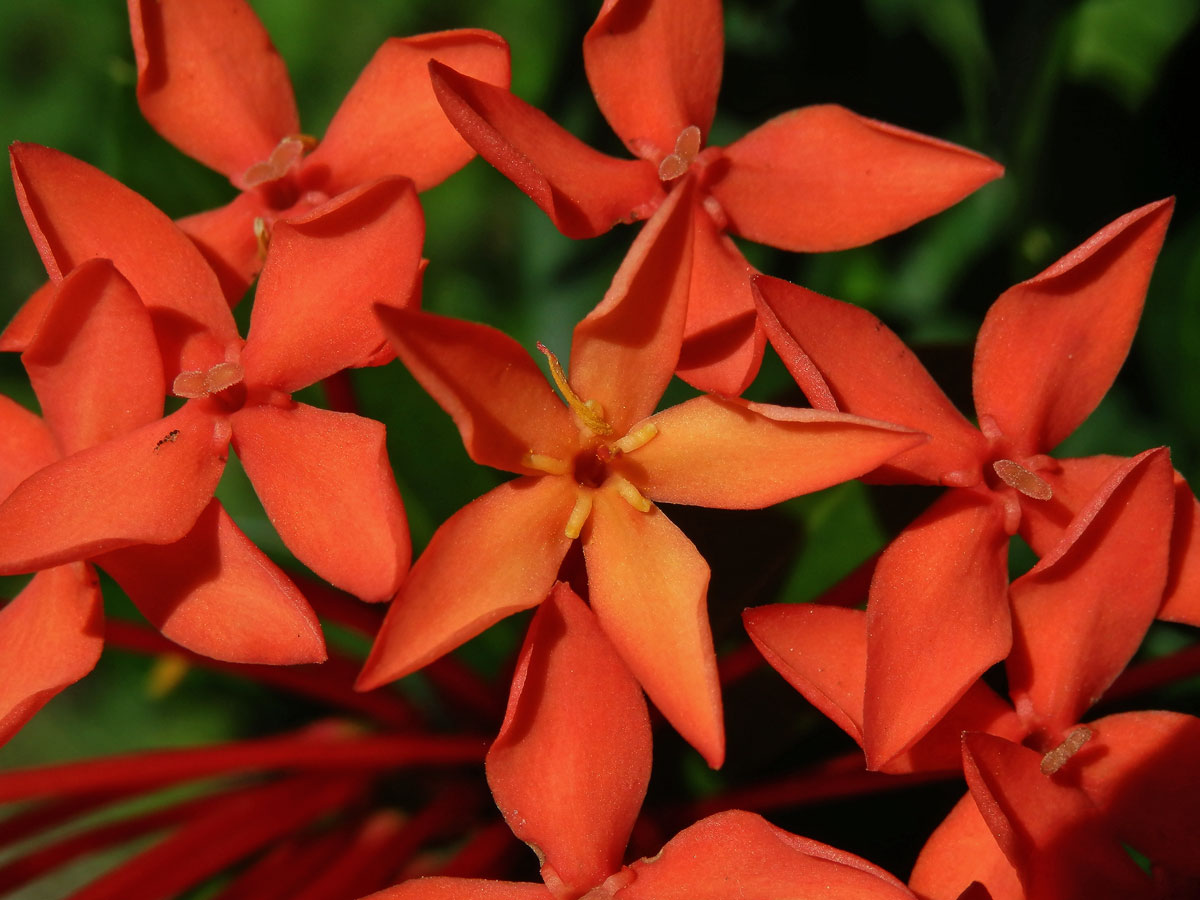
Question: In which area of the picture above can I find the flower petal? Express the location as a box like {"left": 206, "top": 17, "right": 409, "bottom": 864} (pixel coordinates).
{"left": 10, "top": 144, "right": 238, "bottom": 376}
{"left": 375, "top": 307, "right": 576, "bottom": 474}
{"left": 21, "top": 259, "right": 164, "bottom": 457}
{"left": 231, "top": 403, "right": 409, "bottom": 603}
{"left": 1161, "top": 473, "right": 1200, "bottom": 625}
{"left": 972, "top": 199, "right": 1173, "bottom": 455}
{"left": 620, "top": 810, "right": 916, "bottom": 900}
{"left": 754, "top": 274, "right": 987, "bottom": 485}
{"left": 177, "top": 193, "right": 265, "bottom": 306}
{"left": 429, "top": 62, "right": 662, "bottom": 238}
{"left": 1078, "top": 711, "right": 1200, "bottom": 878}
{"left": 569, "top": 179, "right": 694, "bottom": 436}
{"left": 487, "top": 583, "right": 651, "bottom": 899}
{"left": 0, "top": 564, "right": 103, "bottom": 746}
{"left": 306, "top": 31, "right": 511, "bottom": 195}
{"left": 583, "top": 0, "right": 723, "bottom": 159}
{"left": 909, "top": 793, "right": 1024, "bottom": 900}
{"left": 96, "top": 499, "right": 325, "bottom": 665}
{"left": 1015, "top": 455, "right": 1121, "bottom": 556}
{"left": 0, "top": 280, "right": 55, "bottom": 353}
{"left": 627, "top": 396, "right": 925, "bottom": 509}
{"left": 961, "top": 732, "right": 1150, "bottom": 899}
{"left": 357, "top": 477, "right": 576, "bottom": 689}
{"left": 0, "top": 396, "right": 59, "bottom": 499}
{"left": 128, "top": 0, "right": 298, "bottom": 182}
{"left": 1007, "top": 448, "right": 1173, "bottom": 731}
{"left": 241, "top": 178, "right": 424, "bottom": 394}
{"left": 583, "top": 488, "right": 722, "bottom": 767}
{"left": 0, "top": 404, "right": 228, "bottom": 572}
{"left": 863, "top": 489, "right": 1010, "bottom": 769}
{"left": 711, "top": 105, "right": 1003, "bottom": 252}
{"left": 675, "top": 204, "right": 762, "bottom": 395}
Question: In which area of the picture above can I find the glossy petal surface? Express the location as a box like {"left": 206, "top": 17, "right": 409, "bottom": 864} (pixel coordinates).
{"left": 375, "top": 308, "right": 576, "bottom": 474}
{"left": 21, "top": 259, "right": 164, "bottom": 457}
{"left": 620, "top": 810, "right": 916, "bottom": 900}
{"left": 231, "top": 403, "right": 409, "bottom": 602}
{"left": 97, "top": 500, "right": 325, "bottom": 665}
{"left": 429, "top": 62, "right": 662, "bottom": 238}
{"left": 973, "top": 199, "right": 1173, "bottom": 455}
{"left": 129, "top": 0, "right": 298, "bottom": 181}
{"left": 488, "top": 584, "right": 651, "bottom": 899}
{"left": 242, "top": 178, "right": 424, "bottom": 394}
{"left": 629, "top": 396, "right": 924, "bottom": 509}
{"left": 754, "top": 274, "right": 986, "bottom": 485}
{"left": 1007, "top": 449, "right": 1173, "bottom": 731}
{"left": 583, "top": 488, "right": 722, "bottom": 767}
{"left": 583, "top": 0, "right": 723, "bottom": 158}
{"left": 569, "top": 180, "right": 694, "bottom": 436}
{"left": 864, "top": 490, "right": 1010, "bottom": 769}
{"left": 10, "top": 144, "right": 237, "bottom": 376}
{"left": 358, "top": 477, "right": 577, "bottom": 689}
{"left": 0, "top": 404, "right": 228, "bottom": 572}
{"left": 307, "top": 30, "right": 511, "bottom": 194}
{"left": 712, "top": 105, "right": 1003, "bottom": 252}
{"left": 0, "top": 564, "right": 102, "bottom": 746}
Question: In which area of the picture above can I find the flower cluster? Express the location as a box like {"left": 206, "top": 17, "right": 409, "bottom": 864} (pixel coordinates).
{"left": 1, "top": 2, "right": 1196, "bottom": 899}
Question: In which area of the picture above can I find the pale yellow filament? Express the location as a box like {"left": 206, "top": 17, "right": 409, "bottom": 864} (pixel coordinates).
{"left": 564, "top": 492, "right": 594, "bottom": 539}
{"left": 536, "top": 342, "right": 612, "bottom": 435}
{"left": 613, "top": 422, "right": 658, "bottom": 455}
{"left": 610, "top": 475, "right": 651, "bottom": 513}
{"left": 523, "top": 453, "right": 569, "bottom": 476}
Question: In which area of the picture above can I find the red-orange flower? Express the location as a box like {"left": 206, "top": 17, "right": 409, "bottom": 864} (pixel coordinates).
{"left": 366, "top": 583, "right": 922, "bottom": 900}
{"left": 0, "top": 145, "right": 419, "bottom": 619}
{"left": 428, "top": 0, "right": 1002, "bottom": 394}
{"left": 753, "top": 199, "right": 1195, "bottom": 768}
{"left": 356, "top": 184, "right": 926, "bottom": 767}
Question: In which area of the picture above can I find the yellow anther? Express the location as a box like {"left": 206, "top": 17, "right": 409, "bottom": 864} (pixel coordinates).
{"left": 147, "top": 653, "right": 190, "bottom": 699}
{"left": 243, "top": 135, "right": 309, "bottom": 187}
{"left": 1040, "top": 725, "right": 1093, "bottom": 775}
{"left": 658, "top": 125, "right": 702, "bottom": 181}
{"left": 613, "top": 422, "right": 658, "bottom": 455}
{"left": 993, "top": 459, "right": 1053, "bottom": 501}
{"left": 564, "top": 491, "right": 594, "bottom": 539}
{"left": 536, "top": 342, "right": 612, "bottom": 436}
{"left": 610, "top": 474, "right": 651, "bottom": 513}
{"left": 523, "top": 453, "right": 569, "bottom": 476}
{"left": 171, "top": 361, "right": 245, "bottom": 398}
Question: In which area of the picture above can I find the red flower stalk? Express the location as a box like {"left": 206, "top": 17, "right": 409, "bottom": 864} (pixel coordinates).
{"left": 367, "top": 583, "right": 923, "bottom": 900}
{"left": 746, "top": 448, "right": 1200, "bottom": 897}
{"left": 427, "top": 0, "right": 1002, "bottom": 394}
{"left": 0, "top": 146, "right": 421, "bottom": 654}
{"left": 753, "top": 198, "right": 1197, "bottom": 767}
{"left": 355, "top": 183, "right": 927, "bottom": 767}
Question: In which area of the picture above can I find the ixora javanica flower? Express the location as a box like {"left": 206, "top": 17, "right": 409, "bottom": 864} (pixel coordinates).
{"left": 124, "top": 0, "right": 511, "bottom": 300}
{"left": 753, "top": 198, "right": 1199, "bottom": 769}
{"left": 0, "top": 144, "right": 422, "bottom": 660}
{"left": 356, "top": 184, "right": 928, "bottom": 768}
{"left": 428, "top": 0, "right": 1003, "bottom": 394}
{"left": 747, "top": 447, "right": 1200, "bottom": 896}
{"left": 369, "top": 582, "right": 924, "bottom": 900}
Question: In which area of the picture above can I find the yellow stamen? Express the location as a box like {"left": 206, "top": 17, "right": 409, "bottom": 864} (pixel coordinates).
{"left": 610, "top": 474, "right": 651, "bottom": 513}
{"left": 993, "top": 459, "right": 1053, "bottom": 501}
{"left": 536, "top": 342, "right": 612, "bottom": 435}
{"left": 254, "top": 217, "right": 271, "bottom": 260}
{"left": 243, "top": 134, "right": 311, "bottom": 187}
{"left": 564, "top": 491, "right": 593, "bottom": 539}
{"left": 523, "top": 453, "right": 569, "bottom": 476}
{"left": 171, "top": 361, "right": 245, "bottom": 399}
{"left": 612, "top": 422, "right": 658, "bottom": 455}
{"left": 1040, "top": 725, "right": 1093, "bottom": 775}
